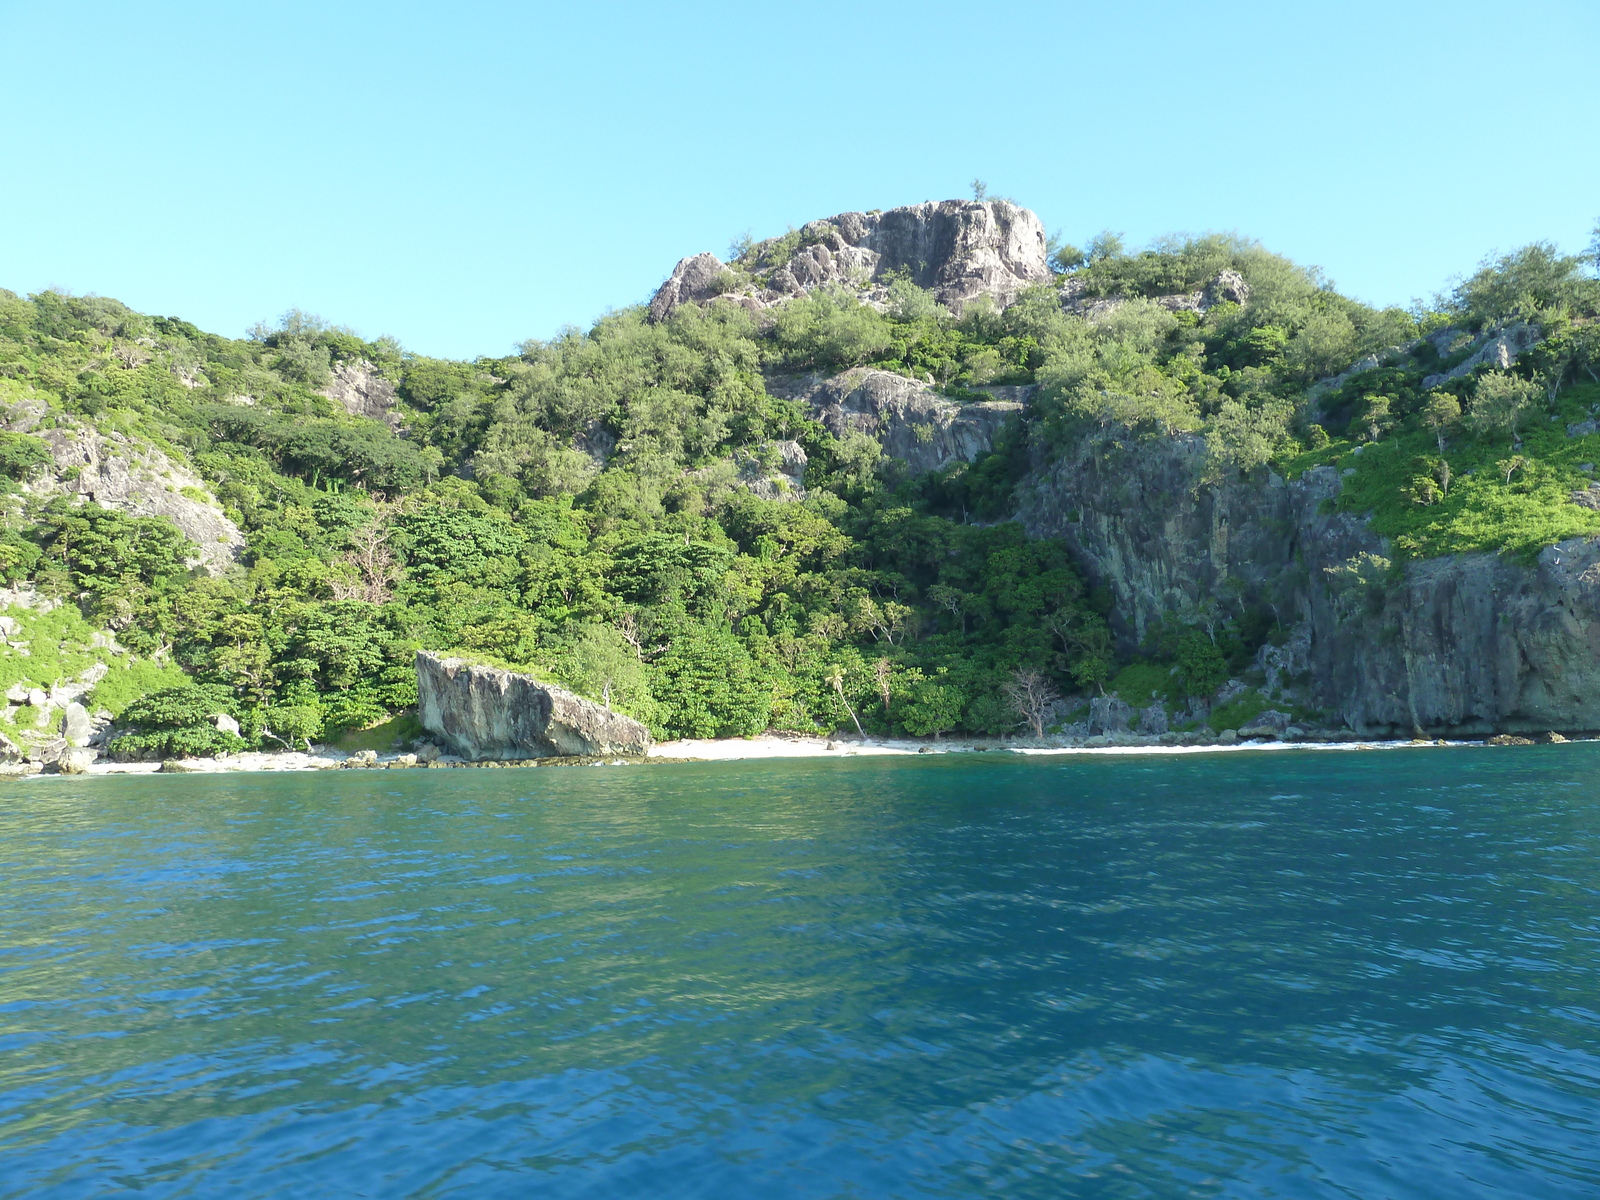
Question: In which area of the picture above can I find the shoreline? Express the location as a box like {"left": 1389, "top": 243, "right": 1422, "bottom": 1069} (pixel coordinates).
{"left": 1, "top": 729, "right": 1564, "bottom": 782}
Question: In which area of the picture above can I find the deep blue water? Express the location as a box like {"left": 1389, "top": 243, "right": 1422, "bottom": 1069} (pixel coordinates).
{"left": 1, "top": 748, "right": 1598, "bottom": 1198}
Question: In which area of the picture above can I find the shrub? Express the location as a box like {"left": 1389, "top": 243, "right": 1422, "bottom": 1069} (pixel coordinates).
{"left": 108, "top": 684, "right": 244, "bottom": 760}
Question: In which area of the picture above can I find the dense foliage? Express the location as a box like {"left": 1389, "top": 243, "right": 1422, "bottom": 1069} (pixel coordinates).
{"left": 2, "top": 218, "right": 1597, "bottom": 750}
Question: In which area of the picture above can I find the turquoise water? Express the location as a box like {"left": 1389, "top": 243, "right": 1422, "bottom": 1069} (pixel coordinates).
{"left": 1, "top": 750, "right": 1598, "bottom": 1198}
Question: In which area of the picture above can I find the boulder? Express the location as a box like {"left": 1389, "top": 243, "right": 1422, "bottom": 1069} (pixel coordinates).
{"left": 159, "top": 759, "right": 206, "bottom": 773}
{"left": 62, "top": 703, "right": 94, "bottom": 747}
{"left": 416, "top": 651, "right": 653, "bottom": 759}
{"left": 56, "top": 747, "right": 97, "bottom": 774}
{"left": 1088, "top": 695, "right": 1133, "bottom": 735}
{"left": 1238, "top": 710, "right": 1294, "bottom": 739}
{"left": 211, "top": 713, "right": 241, "bottom": 737}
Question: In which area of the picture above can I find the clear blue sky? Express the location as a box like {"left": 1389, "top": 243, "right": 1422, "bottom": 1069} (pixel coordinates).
{"left": 2, "top": 0, "right": 1596, "bottom": 360}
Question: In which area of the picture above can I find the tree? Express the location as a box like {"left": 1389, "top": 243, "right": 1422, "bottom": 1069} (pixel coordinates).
{"left": 1451, "top": 243, "right": 1595, "bottom": 326}
{"left": 330, "top": 523, "right": 398, "bottom": 604}
{"left": 1086, "top": 230, "right": 1126, "bottom": 264}
{"left": 0, "top": 431, "right": 51, "bottom": 479}
{"left": 1357, "top": 395, "right": 1394, "bottom": 442}
{"left": 262, "top": 702, "right": 323, "bottom": 751}
{"left": 651, "top": 627, "right": 771, "bottom": 739}
{"left": 556, "top": 623, "right": 651, "bottom": 716}
{"left": 872, "top": 658, "right": 893, "bottom": 712}
{"left": 1172, "top": 629, "right": 1227, "bottom": 698}
{"left": 1467, "top": 372, "right": 1540, "bottom": 440}
{"left": 1001, "top": 668, "right": 1061, "bottom": 738}
{"left": 1422, "top": 393, "right": 1462, "bottom": 454}
{"left": 970, "top": 179, "right": 989, "bottom": 201}
{"left": 901, "top": 678, "right": 965, "bottom": 740}
{"left": 824, "top": 664, "right": 864, "bottom": 736}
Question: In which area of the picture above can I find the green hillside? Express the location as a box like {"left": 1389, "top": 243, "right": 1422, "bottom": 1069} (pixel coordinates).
{"left": 2, "top": 221, "right": 1597, "bottom": 752}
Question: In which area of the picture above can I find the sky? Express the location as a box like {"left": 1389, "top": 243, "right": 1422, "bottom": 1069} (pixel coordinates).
{"left": 1, "top": 0, "right": 1596, "bottom": 361}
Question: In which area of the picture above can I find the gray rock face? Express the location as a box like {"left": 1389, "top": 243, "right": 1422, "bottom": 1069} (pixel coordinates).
{"left": 649, "top": 200, "right": 1050, "bottom": 321}
{"left": 738, "top": 438, "right": 809, "bottom": 501}
{"left": 1014, "top": 429, "right": 1600, "bottom": 736}
{"left": 769, "top": 369, "right": 1023, "bottom": 476}
{"left": 320, "top": 360, "right": 400, "bottom": 426}
{"left": 416, "top": 652, "right": 652, "bottom": 759}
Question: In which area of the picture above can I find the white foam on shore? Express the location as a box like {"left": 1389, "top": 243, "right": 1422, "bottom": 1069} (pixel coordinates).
{"left": 13, "top": 734, "right": 1492, "bottom": 781}
{"left": 647, "top": 735, "right": 1465, "bottom": 761}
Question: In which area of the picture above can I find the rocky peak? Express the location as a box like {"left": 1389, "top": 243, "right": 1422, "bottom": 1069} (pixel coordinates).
{"left": 648, "top": 199, "right": 1050, "bottom": 322}
{"left": 647, "top": 252, "right": 731, "bottom": 323}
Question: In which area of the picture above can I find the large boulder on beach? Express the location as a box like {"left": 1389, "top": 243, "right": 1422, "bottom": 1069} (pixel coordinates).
{"left": 415, "top": 651, "right": 652, "bottom": 759}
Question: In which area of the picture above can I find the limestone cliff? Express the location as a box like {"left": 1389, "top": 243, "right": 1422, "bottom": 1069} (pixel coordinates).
{"left": 416, "top": 652, "right": 652, "bottom": 758}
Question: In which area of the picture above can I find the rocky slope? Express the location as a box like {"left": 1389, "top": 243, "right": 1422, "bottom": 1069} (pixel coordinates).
{"left": 3, "top": 395, "right": 243, "bottom": 572}
{"left": 416, "top": 652, "right": 652, "bottom": 758}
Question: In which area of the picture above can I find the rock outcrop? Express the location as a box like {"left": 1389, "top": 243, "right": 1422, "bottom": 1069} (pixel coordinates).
{"left": 649, "top": 200, "right": 1050, "bottom": 322}
{"left": 769, "top": 369, "right": 1024, "bottom": 477}
{"left": 415, "top": 652, "right": 652, "bottom": 759}
{"left": 648, "top": 253, "right": 733, "bottom": 323}
{"left": 1059, "top": 269, "right": 1251, "bottom": 320}
{"left": 1421, "top": 322, "right": 1540, "bottom": 389}
{"left": 320, "top": 359, "right": 400, "bottom": 427}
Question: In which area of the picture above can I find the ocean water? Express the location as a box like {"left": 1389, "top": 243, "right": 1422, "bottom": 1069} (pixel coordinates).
{"left": 1, "top": 748, "right": 1598, "bottom": 1199}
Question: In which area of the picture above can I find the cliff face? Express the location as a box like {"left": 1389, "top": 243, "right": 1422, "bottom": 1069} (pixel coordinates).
{"left": 416, "top": 652, "right": 652, "bottom": 758}
{"left": 1013, "top": 434, "right": 1600, "bottom": 736}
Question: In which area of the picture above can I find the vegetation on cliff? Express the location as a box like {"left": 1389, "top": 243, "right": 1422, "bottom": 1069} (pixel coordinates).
{"left": 2, "top": 211, "right": 1597, "bottom": 750}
